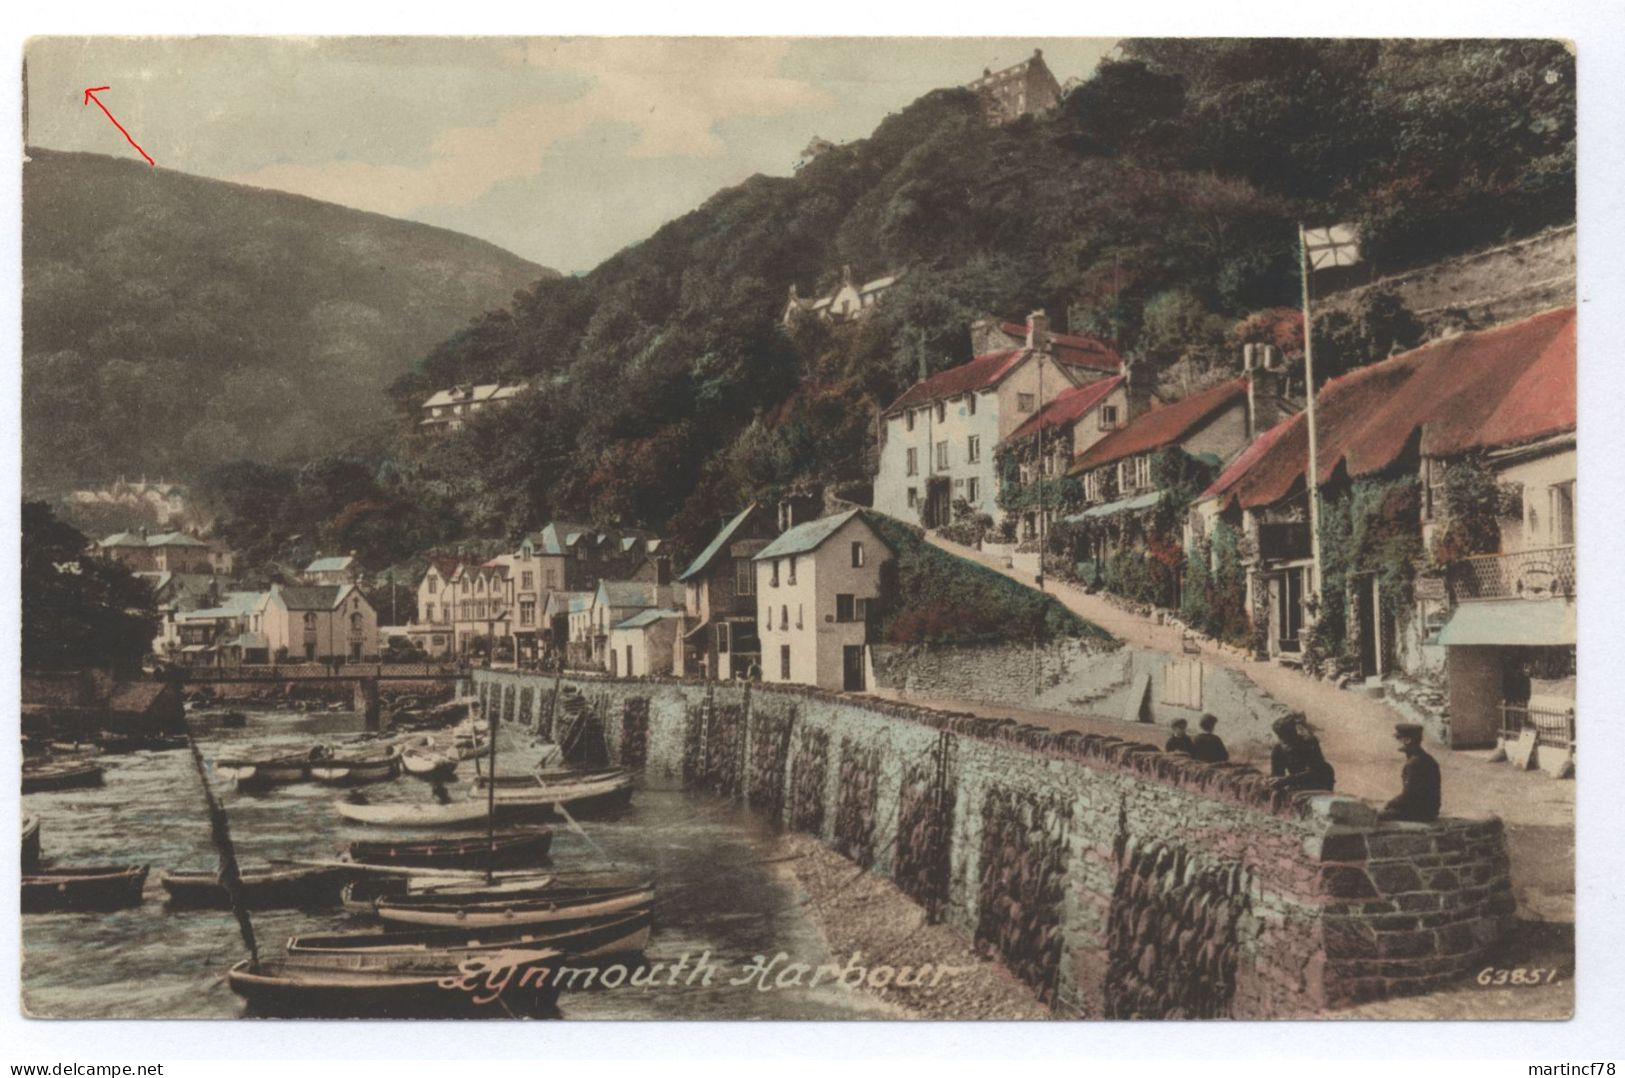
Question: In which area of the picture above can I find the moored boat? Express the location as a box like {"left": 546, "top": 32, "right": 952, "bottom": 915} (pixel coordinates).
{"left": 22, "top": 814, "right": 41, "bottom": 870}
{"left": 401, "top": 748, "right": 458, "bottom": 782}
{"left": 470, "top": 768, "right": 634, "bottom": 817}
{"left": 215, "top": 752, "right": 310, "bottom": 789}
{"left": 344, "top": 829, "right": 553, "bottom": 871}
{"left": 226, "top": 948, "right": 563, "bottom": 1018}
{"left": 21, "top": 757, "right": 105, "bottom": 794}
{"left": 308, "top": 746, "right": 401, "bottom": 786}
{"left": 334, "top": 797, "right": 504, "bottom": 828}
{"left": 159, "top": 863, "right": 360, "bottom": 910}
{"left": 373, "top": 871, "right": 655, "bottom": 930}
{"left": 22, "top": 865, "right": 149, "bottom": 913}
{"left": 285, "top": 908, "right": 652, "bottom": 967}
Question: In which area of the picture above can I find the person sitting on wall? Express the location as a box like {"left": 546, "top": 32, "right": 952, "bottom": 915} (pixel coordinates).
{"left": 1164, "top": 718, "right": 1195, "bottom": 755}
{"left": 1268, "top": 713, "right": 1336, "bottom": 792}
{"left": 1191, "top": 713, "right": 1229, "bottom": 764}
{"left": 1379, "top": 723, "right": 1441, "bottom": 822}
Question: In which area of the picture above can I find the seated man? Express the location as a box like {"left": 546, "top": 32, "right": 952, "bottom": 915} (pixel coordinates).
{"left": 1379, "top": 723, "right": 1441, "bottom": 822}
{"left": 1190, "top": 713, "right": 1228, "bottom": 764}
{"left": 1269, "top": 713, "right": 1335, "bottom": 792}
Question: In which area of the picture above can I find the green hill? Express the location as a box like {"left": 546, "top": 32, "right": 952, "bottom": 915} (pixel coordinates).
{"left": 22, "top": 147, "right": 551, "bottom": 493}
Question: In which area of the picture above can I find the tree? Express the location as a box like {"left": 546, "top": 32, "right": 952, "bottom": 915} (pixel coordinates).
{"left": 22, "top": 501, "right": 157, "bottom": 673}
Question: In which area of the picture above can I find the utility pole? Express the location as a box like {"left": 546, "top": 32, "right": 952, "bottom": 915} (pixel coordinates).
{"left": 1297, "top": 224, "right": 1324, "bottom": 609}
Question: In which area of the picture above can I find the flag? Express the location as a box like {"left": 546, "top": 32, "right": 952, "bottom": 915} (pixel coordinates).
{"left": 1303, "top": 223, "right": 1361, "bottom": 270}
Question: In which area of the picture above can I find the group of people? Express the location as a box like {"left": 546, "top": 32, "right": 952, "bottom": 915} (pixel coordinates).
{"left": 1161, "top": 710, "right": 1441, "bottom": 822}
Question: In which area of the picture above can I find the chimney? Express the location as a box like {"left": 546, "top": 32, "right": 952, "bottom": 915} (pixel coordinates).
{"left": 969, "top": 317, "right": 1005, "bottom": 357}
{"left": 655, "top": 555, "right": 672, "bottom": 587}
{"left": 1246, "top": 343, "right": 1285, "bottom": 440}
{"left": 1025, "top": 310, "right": 1051, "bottom": 353}
{"left": 841, "top": 264, "right": 854, "bottom": 286}
{"left": 1121, "top": 355, "right": 1156, "bottom": 421}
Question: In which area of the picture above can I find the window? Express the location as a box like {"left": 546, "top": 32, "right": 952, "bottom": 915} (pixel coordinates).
{"left": 520, "top": 600, "right": 535, "bottom": 627}
{"left": 967, "top": 435, "right": 980, "bottom": 463}
{"left": 350, "top": 612, "right": 363, "bottom": 633}
{"left": 546, "top": 569, "right": 559, "bottom": 588}
{"left": 780, "top": 645, "right": 791, "bottom": 680}
{"left": 936, "top": 401, "right": 946, "bottom": 423}
{"left": 717, "top": 622, "right": 731, "bottom": 652}
{"left": 1119, "top": 455, "right": 1151, "bottom": 492}
{"left": 907, "top": 487, "right": 918, "bottom": 508}
{"left": 780, "top": 605, "right": 789, "bottom": 631}
{"left": 521, "top": 571, "right": 534, "bottom": 591}
{"left": 935, "top": 441, "right": 948, "bottom": 469}
{"left": 854, "top": 597, "right": 869, "bottom": 622}
{"left": 770, "top": 560, "right": 780, "bottom": 587}
{"left": 966, "top": 394, "right": 977, "bottom": 416}
{"left": 426, "top": 602, "right": 436, "bottom": 623}
{"left": 836, "top": 594, "right": 854, "bottom": 622}
{"left": 1018, "top": 393, "right": 1035, "bottom": 412}
{"left": 1100, "top": 404, "right": 1120, "bottom": 429}
{"left": 1085, "top": 471, "right": 1104, "bottom": 503}
{"left": 736, "top": 558, "right": 754, "bottom": 595}
{"left": 797, "top": 604, "right": 803, "bottom": 629}
{"left": 303, "top": 612, "right": 317, "bottom": 630}
{"left": 905, "top": 410, "right": 915, "bottom": 432}
{"left": 966, "top": 477, "right": 980, "bottom": 504}
{"left": 906, "top": 448, "right": 918, "bottom": 477}
{"left": 850, "top": 541, "right": 865, "bottom": 568}
{"left": 461, "top": 579, "right": 470, "bottom": 594}
{"left": 1550, "top": 482, "right": 1575, "bottom": 545}
{"left": 787, "top": 556, "right": 797, "bottom": 585}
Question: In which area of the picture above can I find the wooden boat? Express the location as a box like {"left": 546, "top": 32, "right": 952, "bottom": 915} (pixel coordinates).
{"left": 308, "top": 746, "right": 401, "bottom": 786}
{"left": 285, "top": 908, "right": 652, "bottom": 967}
{"left": 334, "top": 797, "right": 505, "bottom": 828}
{"left": 373, "top": 872, "right": 655, "bottom": 930}
{"left": 22, "top": 865, "right": 149, "bottom": 913}
{"left": 215, "top": 752, "right": 310, "bottom": 789}
{"left": 21, "top": 758, "right": 105, "bottom": 794}
{"left": 470, "top": 768, "right": 634, "bottom": 817}
{"left": 226, "top": 948, "right": 563, "bottom": 1018}
{"left": 400, "top": 748, "right": 458, "bottom": 782}
{"left": 344, "top": 830, "right": 553, "bottom": 871}
{"left": 22, "top": 814, "right": 41, "bottom": 871}
{"left": 159, "top": 863, "right": 360, "bottom": 910}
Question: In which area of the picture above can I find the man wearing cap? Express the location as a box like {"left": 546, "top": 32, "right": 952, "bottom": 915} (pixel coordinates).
{"left": 1164, "top": 719, "right": 1195, "bottom": 755}
{"left": 1380, "top": 723, "right": 1441, "bottom": 822}
{"left": 1191, "top": 713, "right": 1229, "bottom": 764}
{"left": 1269, "top": 713, "right": 1336, "bottom": 792}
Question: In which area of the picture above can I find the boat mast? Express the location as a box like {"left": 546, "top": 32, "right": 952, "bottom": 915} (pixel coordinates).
{"left": 184, "top": 726, "right": 259, "bottom": 971}
{"left": 485, "top": 698, "right": 498, "bottom": 884}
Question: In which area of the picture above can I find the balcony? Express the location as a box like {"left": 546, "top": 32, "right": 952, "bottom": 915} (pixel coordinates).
{"left": 1450, "top": 545, "right": 1575, "bottom": 602}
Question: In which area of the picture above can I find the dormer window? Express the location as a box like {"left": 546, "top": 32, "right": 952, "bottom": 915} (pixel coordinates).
{"left": 1099, "top": 404, "right": 1120, "bottom": 429}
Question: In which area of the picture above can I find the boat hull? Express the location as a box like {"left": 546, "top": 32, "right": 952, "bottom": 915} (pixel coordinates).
{"left": 22, "top": 865, "right": 149, "bottom": 913}
{"left": 310, "top": 757, "right": 400, "bottom": 786}
{"left": 227, "top": 953, "right": 562, "bottom": 1019}
{"left": 22, "top": 815, "right": 41, "bottom": 871}
{"left": 160, "top": 865, "right": 359, "bottom": 910}
{"left": 21, "top": 762, "right": 105, "bottom": 794}
{"left": 345, "top": 830, "right": 553, "bottom": 871}
{"left": 374, "top": 886, "right": 655, "bottom": 930}
{"left": 286, "top": 909, "right": 653, "bottom": 967}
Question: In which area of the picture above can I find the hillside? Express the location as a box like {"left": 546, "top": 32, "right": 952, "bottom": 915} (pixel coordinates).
{"left": 188, "top": 39, "right": 1573, "bottom": 578}
{"left": 22, "top": 148, "right": 551, "bottom": 493}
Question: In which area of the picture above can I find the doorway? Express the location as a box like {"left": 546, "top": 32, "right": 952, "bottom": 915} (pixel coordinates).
{"left": 843, "top": 645, "right": 866, "bottom": 692}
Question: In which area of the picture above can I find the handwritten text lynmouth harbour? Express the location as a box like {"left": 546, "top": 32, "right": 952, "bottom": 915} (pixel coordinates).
{"left": 439, "top": 950, "right": 976, "bottom": 1005}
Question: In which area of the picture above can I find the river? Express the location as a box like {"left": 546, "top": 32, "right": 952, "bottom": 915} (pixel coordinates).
{"left": 20, "top": 706, "right": 896, "bottom": 1020}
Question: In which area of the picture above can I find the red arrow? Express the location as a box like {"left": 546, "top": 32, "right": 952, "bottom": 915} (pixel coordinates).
{"left": 83, "top": 86, "right": 154, "bottom": 166}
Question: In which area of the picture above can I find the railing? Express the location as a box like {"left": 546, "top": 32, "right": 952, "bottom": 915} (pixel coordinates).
{"left": 1500, "top": 702, "right": 1575, "bottom": 751}
{"left": 179, "top": 662, "right": 465, "bottom": 681}
{"left": 1450, "top": 545, "right": 1575, "bottom": 602}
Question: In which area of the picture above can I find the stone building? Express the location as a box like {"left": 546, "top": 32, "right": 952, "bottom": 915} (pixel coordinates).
{"left": 782, "top": 264, "right": 902, "bottom": 326}
{"left": 261, "top": 583, "right": 378, "bottom": 663}
{"left": 419, "top": 382, "right": 528, "bottom": 433}
{"left": 966, "top": 48, "right": 1063, "bottom": 126}
{"left": 97, "top": 529, "right": 225, "bottom": 576}
{"left": 673, "top": 502, "right": 778, "bottom": 680}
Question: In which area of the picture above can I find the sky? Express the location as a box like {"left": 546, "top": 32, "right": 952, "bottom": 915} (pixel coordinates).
{"left": 25, "top": 37, "right": 1117, "bottom": 273}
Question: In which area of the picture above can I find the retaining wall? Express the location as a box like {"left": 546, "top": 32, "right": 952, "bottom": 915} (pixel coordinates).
{"left": 477, "top": 670, "right": 1515, "bottom": 1017}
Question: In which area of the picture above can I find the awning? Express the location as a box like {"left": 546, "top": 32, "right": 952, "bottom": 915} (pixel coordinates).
{"left": 1063, "top": 490, "right": 1162, "bottom": 522}
{"left": 224, "top": 632, "right": 268, "bottom": 650}
{"left": 1437, "top": 600, "right": 1576, "bottom": 647}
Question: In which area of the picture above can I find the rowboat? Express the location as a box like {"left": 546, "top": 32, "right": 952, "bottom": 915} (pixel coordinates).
{"left": 373, "top": 872, "right": 655, "bottom": 930}
{"left": 285, "top": 908, "right": 652, "bottom": 967}
{"left": 215, "top": 752, "right": 310, "bottom": 789}
{"left": 400, "top": 748, "right": 458, "bottom": 782}
{"left": 22, "top": 814, "right": 41, "bottom": 871}
{"left": 308, "top": 746, "right": 401, "bottom": 786}
{"left": 21, "top": 758, "right": 105, "bottom": 794}
{"left": 22, "top": 865, "right": 149, "bottom": 913}
{"left": 159, "top": 863, "right": 360, "bottom": 910}
{"left": 334, "top": 797, "right": 507, "bottom": 828}
{"left": 226, "top": 948, "right": 563, "bottom": 1018}
{"left": 470, "top": 768, "right": 635, "bottom": 817}
{"left": 344, "top": 830, "right": 553, "bottom": 871}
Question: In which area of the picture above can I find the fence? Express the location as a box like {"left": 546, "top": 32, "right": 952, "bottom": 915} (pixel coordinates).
{"left": 1499, "top": 702, "right": 1575, "bottom": 751}
{"left": 1451, "top": 545, "right": 1575, "bottom": 602}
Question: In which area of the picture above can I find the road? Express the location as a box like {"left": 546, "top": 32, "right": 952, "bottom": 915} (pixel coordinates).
{"left": 905, "top": 533, "right": 1574, "bottom": 924}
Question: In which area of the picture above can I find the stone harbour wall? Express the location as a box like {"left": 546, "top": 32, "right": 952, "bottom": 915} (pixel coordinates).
{"left": 476, "top": 670, "right": 1515, "bottom": 1017}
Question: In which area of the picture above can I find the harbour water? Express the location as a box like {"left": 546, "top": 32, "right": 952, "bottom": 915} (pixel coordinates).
{"left": 21, "top": 706, "right": 896, "bottom": 1020}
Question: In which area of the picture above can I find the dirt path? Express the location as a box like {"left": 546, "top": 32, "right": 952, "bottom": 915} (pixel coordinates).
{"left": 919, "top": 533, "right": 1574, "bottom": 922}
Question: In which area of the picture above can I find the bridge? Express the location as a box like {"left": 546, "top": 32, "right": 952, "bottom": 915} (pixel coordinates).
{"left": 168, "top": 662, "right": 468, "bottom": 728}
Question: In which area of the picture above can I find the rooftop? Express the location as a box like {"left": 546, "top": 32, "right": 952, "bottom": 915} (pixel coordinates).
{"left": 1007, "top": 375, "right": 1125, "bottom": 442}
{"left": 677, "top": 504, "right": 758, "bottom": 582}
{"left": 755, "top": 509, "right": 882, "bottom": 561}
{"left": 885, "top": 349, "right": 1028, "bottom": 414}
{"left": 305, "top": 555, "right": 355, "bottom": 573}
{"left": 1069, "top": 378, "right": 1249, "bottom": 476}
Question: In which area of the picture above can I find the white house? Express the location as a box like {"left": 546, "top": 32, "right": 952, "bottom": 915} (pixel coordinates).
{"left": 752, "top": 510, "right": 893, "bottom": 692}
{"left": 419, "top": 382, "right": 528, "bottom": 433}
{"left": 607, "top": 608, "right": 682, "bottom": 677}
{"left": 262, "top": 583, "right": 379, "bottom": 663}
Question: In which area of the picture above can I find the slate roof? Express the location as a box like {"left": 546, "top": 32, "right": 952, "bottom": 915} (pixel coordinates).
{"left": 148, "top": 531, "right": 210, "bottom": 548}
{"left": 613, "top": 608, "right": 682, "bottom": 631}
{"left": 424, "top": 553, "right": 469, "bottom": 581}
{"left": 677, "top": 504, "right": 758, "bottom": 582}
{"left": 754, "top": 509, "right": 882, "bottom": 561}
{"left": 596, "top": 581, "right": 662, "bottom": 609}
{"left": 1200, "top": 307, "right": 1576, "bottom": 512}
{"left": 276, "top": 585, "right": 347, "bottom": 611}
{"left": 421, "top": 383, "right": 527, "bottom": 409}
{"left": 305, "top": 556, "right": 355, "bottom": 573}
{"left": 1007, "top": 375, "right": 1125, "bottom": 442}
{"left": 1068, "top": 378, "right": 1248, "bottom": 476}
{"left": 99, "top": 531, "right": 149, "bottom": 548}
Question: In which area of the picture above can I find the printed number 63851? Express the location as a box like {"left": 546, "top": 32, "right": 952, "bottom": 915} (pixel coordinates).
{"left": 1476, "top": 967, "right": 1561, "bottom": 986}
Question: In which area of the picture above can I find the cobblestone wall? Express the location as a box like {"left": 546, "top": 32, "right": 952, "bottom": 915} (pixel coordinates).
{"left": 476, "top": 670, "right": 1514, "bottom": 1016}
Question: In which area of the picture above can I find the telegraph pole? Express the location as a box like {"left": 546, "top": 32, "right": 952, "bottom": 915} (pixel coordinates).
{"left": 1298, "top": 224, "right": 1324, "bottom": 607}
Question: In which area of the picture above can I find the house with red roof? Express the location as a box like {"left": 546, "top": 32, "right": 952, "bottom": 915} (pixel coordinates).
{"left": 409, "top": 552, "right": 472, "bottom": 658}
{"left": 997, "top": 374, "right": 1129, "bottom": 540}
{"left": 1193, "top": 307, "right": 1575, "bottom": 749}
{"left": 873, "top": 311, "right": 1117, "bottom": 528}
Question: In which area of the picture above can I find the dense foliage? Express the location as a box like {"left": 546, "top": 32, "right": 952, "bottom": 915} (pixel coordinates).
{"left": 1307, "top": 477, "right": 1425, "bottom": 673}
{"left": 22, "top": 148, "right": 548, "bottom": 493}
{"left": 867, "top": 515, "right": 1113, "bottom": 648}
{"left": 22, "top": 502, "right": 157, "bottom": 673}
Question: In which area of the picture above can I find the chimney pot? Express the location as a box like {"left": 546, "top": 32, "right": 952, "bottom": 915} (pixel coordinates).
{"left": 1026, "top": 309, "right": 1051, "bottom": 352}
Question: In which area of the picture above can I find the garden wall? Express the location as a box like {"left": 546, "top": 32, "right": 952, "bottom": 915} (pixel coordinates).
{"left": 477, "top": 670, "right": 1515, "bottom": 1017}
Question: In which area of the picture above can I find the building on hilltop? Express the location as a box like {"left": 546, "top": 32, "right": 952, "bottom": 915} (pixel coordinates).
{"left": 782, "top": 265, "right": 903, "bottom": 327}
{"left": 419, "top": 382, "right": 528, "bottom": 433}
{"left": 966, "top": 48, "right": 1063, "bottom": 126}
{"left": 96, "top": 528, "right": 230, "bottom": 577}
